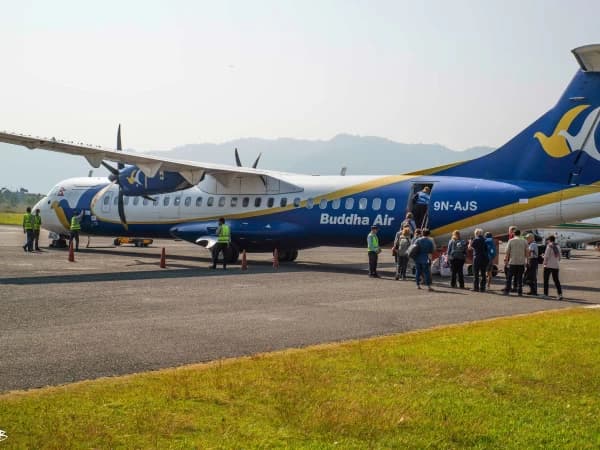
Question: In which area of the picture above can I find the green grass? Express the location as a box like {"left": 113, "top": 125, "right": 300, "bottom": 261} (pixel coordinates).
{"left": 0, "top": 212, "right": 22, "bottom": 225}
{"left": 1, "top": 309, "right": 599, "bottom": 449}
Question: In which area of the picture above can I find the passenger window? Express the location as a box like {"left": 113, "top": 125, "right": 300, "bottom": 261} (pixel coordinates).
{"left": 103, "top": 196, "right": 110, "bottom": 205}
{"left": 306, "top": 198, "right": 314, "bottom": 209}
{"left": 386, "top": 198, "right": 396, "bottom": 211}
{"left": 184, "top": 197, "right": 191, "bottom": 207}
{"left": 372, "top": 198, "right": 381, "bottom": 211}
{"left": 153, "top": 197, "right": 159, "bottom": 207}
{"left": 319, "top": 199, "right": 327, "bottom": 209}
{"left": 164, "top": 196, "right": 170, "bottom": 206}
{"left": 345, "top": 198, "right": 354, "bottom": 210}
{"left": 231, "top": 197, "right": 238, "bottom": 207}
{"left": 255, "top": 197, "right": 262, "bottom": 207}
{"left": 133, "top": 197, "right": 140, "bottom": 206}
{"left": 267, "top": 197, "right": 274, "bottom": 207}
{"left": 332, "top": 199, "right": 341, "bottom": 210}
{"left": 114, "top": 196, "right": 119, "bottom": 205}
{"left": 196, "top": 197, "right": 203, "bottom": 207}
{"left": 207, "top": 197, "right": 214, "bottom": 207}
{"left": 293, "top": 197, "right": 301, "bottom": 207}
{"left": 358, "top": 198, "right": 367, "bottom": 210}
{"left": 174, "top": 197, "right": 181, "bottom": 206}
{"left": 143, "top": 198, "right": 149, "bottom": 206}
{"left": 218, "top": 197, "right": 226, "bottom": 207}
{"left": 280, "top": 198, "right": 288, "bottom": 207}
{"left": 242, "top": 197, "right": 250, "bottom": 207}
{"left": 123, "top": 197, "right": 129, "bottom": 206}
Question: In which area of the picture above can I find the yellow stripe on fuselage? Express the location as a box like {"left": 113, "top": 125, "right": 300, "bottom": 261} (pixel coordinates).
{"left": 90, "top": 175, "right": 418, "bottom": 225}
{"left": 430, "top": 183, "right": 600, "bottom": 236}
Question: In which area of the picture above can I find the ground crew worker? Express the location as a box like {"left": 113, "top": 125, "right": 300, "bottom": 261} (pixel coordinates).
{"left": 212, "top": 217, "right": 231, "bottom": 270}
{"left": 33, "top": 208, "right": 42, "bottom": 251}
{"left": 69, "top": 210, "right": 84, "bottom": 251}
{"left": 22, "top": 206, "right": 34, "bottom": 252}
{"left": 367, "top": 224, "right": 381, "bottom": 278}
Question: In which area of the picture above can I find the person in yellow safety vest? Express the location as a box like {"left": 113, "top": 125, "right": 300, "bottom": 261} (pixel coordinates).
{"left": 22, "top": 206, "right": 34, "bottom": 252}
{"left": 367, "top": 224, "right": 382, "bottom": 278}
{"left": 69, "top": 209, "right": 84, "bottom": 251}
{"left": 211, "top": 217, "right": 231, "bottom": 270}
{"left": 32, "top": 208, "right": 42, "bottom": 251}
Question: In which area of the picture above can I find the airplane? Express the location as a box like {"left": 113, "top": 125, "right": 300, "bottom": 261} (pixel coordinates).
{"left": 2, "top": 44, "right": 600, "bottom": 264}
{"left": 534, "top": 217, "right": 600, "bottom": 249}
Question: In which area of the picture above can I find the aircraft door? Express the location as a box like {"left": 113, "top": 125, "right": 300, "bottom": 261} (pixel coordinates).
{"left": 407, "top": 182, "right": 434, "bottom": 229}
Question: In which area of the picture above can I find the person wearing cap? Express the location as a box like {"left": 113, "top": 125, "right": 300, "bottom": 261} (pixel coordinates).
{"left": 69, "top": 209, "right": 84, "bottom": 251}
{"left": 524, "top": 233, "right": 539, "bottom": 296}
{"left": 367, "top": 225, "right": 381, "bottom": 278}
{"left": 211, "top": 217, "right": 231, "bottom": 270}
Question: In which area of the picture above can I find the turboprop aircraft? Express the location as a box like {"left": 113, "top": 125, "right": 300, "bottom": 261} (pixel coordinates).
{"left": 3, "top": 44, "right": 600, "bottom": 263}
{"left": 535, "top": 217, "right": 600, "bottom": 248}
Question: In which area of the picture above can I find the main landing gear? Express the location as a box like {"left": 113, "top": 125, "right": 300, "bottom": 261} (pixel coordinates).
{"left": 277, "top": 249, "right": 299, "bottom": 262}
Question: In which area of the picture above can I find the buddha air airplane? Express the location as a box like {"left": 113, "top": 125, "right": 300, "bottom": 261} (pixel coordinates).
{"left": 3, "top": 44, "right": 600, "bottom": 263}
{"left": 535, "top": 217, "right": 600, "bottom": 248}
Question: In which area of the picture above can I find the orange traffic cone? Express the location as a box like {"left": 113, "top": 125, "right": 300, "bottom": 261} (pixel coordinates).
{"left": 241, "top": 250, "right": 248, "bottom": 271}
{"left": 273, "top": 248, "right": 279, "bottom": 270}
{"left": 68, "top": 240, "right": 75, "bottom": 262}
{"left": 160, "top": 247, "right": 166, "bottom": 268}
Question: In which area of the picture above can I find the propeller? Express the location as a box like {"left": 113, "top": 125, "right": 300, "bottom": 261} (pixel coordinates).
{"left": 234, "top": 147, "right": 262, "bottom": 169}
{"left": 234, "top": 147, "right": 266, "bottom": 187}
{"left": 100, "top": 124, "right": 129, "bottom": 229}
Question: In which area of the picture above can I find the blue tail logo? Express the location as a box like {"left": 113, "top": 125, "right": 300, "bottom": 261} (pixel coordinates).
{"left": 534, "top": 104, "right": 600, "bottom": 160}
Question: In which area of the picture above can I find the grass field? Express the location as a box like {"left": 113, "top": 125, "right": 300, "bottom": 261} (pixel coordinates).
{"left": 1, "top": 309, "right": 599, "bottom": 448}
{"left": 0, "top": 212, "right": 22, "bottom": 226}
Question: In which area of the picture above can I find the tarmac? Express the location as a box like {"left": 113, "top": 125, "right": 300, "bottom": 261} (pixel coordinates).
{"left": 1, "top": 224, "right": 599, "bottom": 392}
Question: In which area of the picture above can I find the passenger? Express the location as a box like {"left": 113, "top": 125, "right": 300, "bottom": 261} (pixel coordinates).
{"left": 502, "top": 229, "right": 528, "bottom": 296}
{"left": 33, "top": 208, "right": 42, "bottom": 251}
{"left": 393, "top": 227, "right": 411, "bottom": 280}
{"left": 212, "top": 217, "right": 231, "bottom": 270}
{"left": 69, "top": 209, "right": 84, "bottom": 251}
{"left": 524, "top": 233, "right": 539, "bottom": 296}
{"left": 400, "top": 212, "right": 416, "bottom": 238}
{"left": 506, "top": 225, "right": 517, "bottom": 290}
{"left": 414, "top": 228, "right": 434, "bottom": 291}
{"left": 447, "top": 230, "right": 466, "bottom": 289}
{"left": 412, "top": 228, "right": 422, "bottom": 244}
{"left": 543, "top": 235, "right": 563, "bottom": 300}
{"left": 484, "top": 232, "right": 496, "bottom": 288}
{"left": 413, "top": 186, "right": 431, "bottom": 229}
{"left": 469, "top": 228, "right": 489, "bottom": 292}
{"left": 22, "top": 206, "right": 34, "bottom": 252}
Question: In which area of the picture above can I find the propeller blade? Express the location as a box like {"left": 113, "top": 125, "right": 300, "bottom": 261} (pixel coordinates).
{"left": 117, "top": 189, "right": 128, "bottom": 229}
{"left": 101, "top": 161, "right": 119, "bottom": 181}
{"left": 116, "top": 124, "right": 124, "bottom": 170}
{"left": 252, "top": 152, "right": 262, "bottom": 169}
{"left": 234, "top": 148, "right": 242, "bottom": 167}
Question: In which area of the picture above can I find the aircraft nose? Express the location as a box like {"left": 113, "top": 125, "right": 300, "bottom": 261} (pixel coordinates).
{"left": 34, "top": 196, "right": 68, "bottom": 234}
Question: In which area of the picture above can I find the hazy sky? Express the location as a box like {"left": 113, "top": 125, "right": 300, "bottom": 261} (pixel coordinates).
{"left": 2, "top": 0, "right": 599, "bottom": 151}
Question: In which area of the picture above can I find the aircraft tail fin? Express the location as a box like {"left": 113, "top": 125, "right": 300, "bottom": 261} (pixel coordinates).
{"left": 427, "top": 44, "right": 600, "bottom": 186}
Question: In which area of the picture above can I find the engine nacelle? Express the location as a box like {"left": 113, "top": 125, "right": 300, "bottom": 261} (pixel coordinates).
{"left": 117, "top": 166, "right": 192, "bottom": 196}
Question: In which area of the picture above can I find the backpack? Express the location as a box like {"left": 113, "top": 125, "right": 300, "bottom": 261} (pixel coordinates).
{"left": 485, "top": 238, "right": 496, "bottom": 260}
{"left": 408, "top": 240, "right": 421, "bottom": 259}
{"left": 451, "top": 239, "right": 466, "bottom": 259}
{"left": 397, "top": 236, "right": 411, "bottom": 256}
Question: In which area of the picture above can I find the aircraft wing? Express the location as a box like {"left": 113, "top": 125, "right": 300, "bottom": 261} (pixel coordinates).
{"left": 0, "top": 131, "right": 297, "bottom": 187}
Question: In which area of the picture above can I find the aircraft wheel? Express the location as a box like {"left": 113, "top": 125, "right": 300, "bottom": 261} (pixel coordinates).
{"left": 278, "top": 249, "right": 299, "bottom": 262}
{"left": 113, "top": 238, "right": 121, "bottom": 246}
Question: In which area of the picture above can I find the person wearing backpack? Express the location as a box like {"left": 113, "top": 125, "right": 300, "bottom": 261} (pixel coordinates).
{"left": 484, "top": 232, "right": 496, "bottom": 288}
{"left": 469, "top": 228, "right": 489, "bottom": 292}
{"left": 393, "top": 227, "right": 412, "bottom": 280}
{"left": 447, "top": 230, "right": 467, "bottom": 288}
